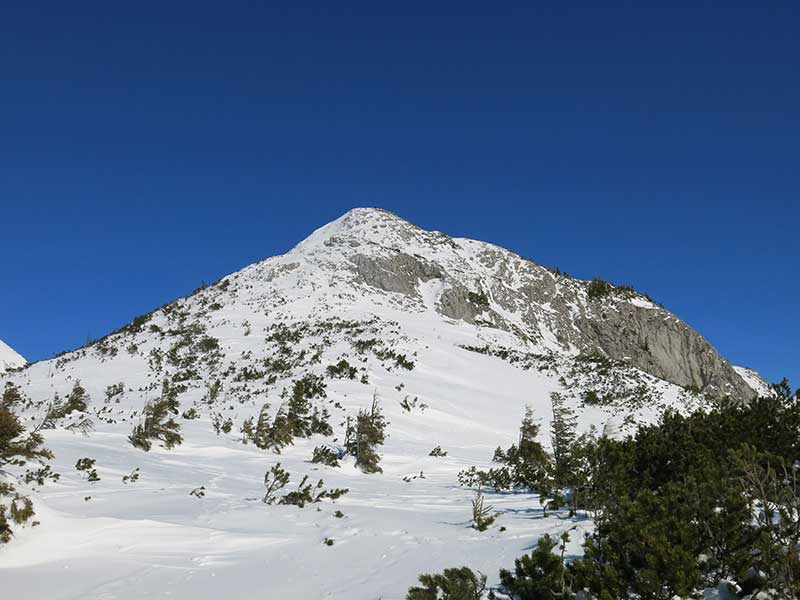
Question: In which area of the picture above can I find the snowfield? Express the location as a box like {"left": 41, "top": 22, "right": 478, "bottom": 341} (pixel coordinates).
{"left": 0, "top": 209, "right": 762, "bottom": 599}
{"left": 3, "top": 341, "right": 602, "bottom": 599}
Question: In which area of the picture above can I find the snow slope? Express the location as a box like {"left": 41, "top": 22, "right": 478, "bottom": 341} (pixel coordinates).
{"left": 0, "top": 338, "right": 26, "bottom": 372}
{"left": 0, "top": 208, "right": 748, "bottom": 599}
{"left": 733, "top": 365, "right": 771, "bottom": 397}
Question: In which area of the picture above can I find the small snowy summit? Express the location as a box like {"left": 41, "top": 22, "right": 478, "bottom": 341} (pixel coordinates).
{"left": 0, "top": 338, "right": 25, "bottom": 372}
{"left": 0, "top": 208, "right": 761, "bottom": 599}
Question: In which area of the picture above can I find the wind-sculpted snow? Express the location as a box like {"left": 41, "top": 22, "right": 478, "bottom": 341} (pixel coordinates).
{"left": 0, "top": 208, "right": 758, "bottom": 598}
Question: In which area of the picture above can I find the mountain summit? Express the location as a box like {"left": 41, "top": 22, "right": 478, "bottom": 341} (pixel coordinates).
{"left": 264, "top": 207, "right": 750, "bottom": 397}
{"left": 0, "top": 208, "right": 760, "bottom": 599}
{"left": 0, "top": 338, "right": 25, "bottom": 372}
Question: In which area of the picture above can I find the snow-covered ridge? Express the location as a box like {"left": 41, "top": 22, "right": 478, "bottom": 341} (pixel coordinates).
{"left": 260, "top": 208, "right": 751, "bottom": 398}
{"left": 0, "top": 208, "right": 759, "bottom": 599}
{"left": 733, "top": 365, "right": 771, "bottom": 397}
{"left": 0, "top": 338, "right": 25, "bottom": 372}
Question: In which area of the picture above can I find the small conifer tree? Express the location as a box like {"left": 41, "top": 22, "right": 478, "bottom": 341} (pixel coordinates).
{"left": 471, "top": 487, "right": 498, "bottom": 532}
{"left": 550, "top": 393, "right": 578, "bottom": 488}
{"left": 64, "top": 380, "right": 90, "bottom": 414}
{"left": 346, "top": 392, "right": 387, "bottom": 474}
{"left": 263, "top": 463, "right": 290, "bottom": 504}
{"left": 129, "top": 380, "right": 183, "bottom": 451}
{"left": 0, "top": 393, "right": 53, "bottom": 544}
{"left": 406, "top": 567, "right": 487, "bottom": 600}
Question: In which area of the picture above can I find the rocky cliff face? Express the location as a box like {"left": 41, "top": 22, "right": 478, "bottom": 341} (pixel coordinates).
{"left": 292, "top": 208, "right": 751, "bottom": 399}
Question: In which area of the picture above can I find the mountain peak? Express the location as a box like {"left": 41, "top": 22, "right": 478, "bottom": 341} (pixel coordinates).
{"left": 293, "top": 208, "right": 421, "bottom": 253}
{"left": 0, "top": 338, "right": 26, "bottom": 372}
{"left": 250, "top": 209, "right": 752, "bottom": 399}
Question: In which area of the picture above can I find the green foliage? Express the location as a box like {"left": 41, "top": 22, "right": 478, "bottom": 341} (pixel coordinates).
{"left": 2, "top": 382, "right": 24, "bottom": 409}
{"left": 0, "top": 403, "right": 52, "bottom": 469}
{"left": 211, "top": 413, "right": 233, "bottom": 435}
{"left": 429, "top": 446, "right": 448, "bottom": 457}
{"left": 253, "top": 403, "right": 295, "bottom": 453}
{"left": 204, "top": 379, "right": 222, "bottom": 404}
{"left": 326, "top": 359, "right": 358, "bottom": 379}
{"left": 394, "top": 353, "right": 415, "bottom": 370}
{"left": 586, "top": 278, "right": 613, "bottom": 300}
{"left": 64, "top": 380, "right": 89, "bottom": 414}
{"left": 129, "top": 380, "right": 183, "bottom": 451}
{"left": 196, "top": 336, "right": 219, "bottom": 352}
{"left": 498, "top": 533, "right": 572, "bottom": 600}
{"left": 286, "top": 374, "right": 328, "bottom": 438}
{"left": 23, "top": 464, "right": 60, "bottom": 486}
{"left": 570, "top": 382, "right": 800, "bottom": 599}
{"left": 311, "top": 445, "right": 341, "bottom": 467}
{"left": 471, "top": 488, "right": 497, "bottom": 532}
{"left": 122, "top": 468, "right": 140, "bottom": 484}
{"left": 279, "top": 475, "right": 349, "bottom": 508}
{"left": 410, "top": 381, "right": 800, "bottom": 599}
{"left": 8, "top": 494, "right": 35, "bottom": 525}
{"left": 582, "top": 389, "right": 601, "bottom": 405}
{"left": 346, "top": 393, "right": 387, "bottom": 474}
{"left": 131, "top": 313, "right": 151, "bottom": 331}
{"left": 104, "top": 382, "right": 124, "bottom": 404}
{"left": 467, "top": 291, "right": 490, "bottom": 307}
{"left": 406, "top": 566, "right": 488, "bottom": 600}
{"left": 458, "top": 406, "right": 551, "bottom": 493}
{"left": 75, "top": 457, "right": 100, "bottom": 482}
{"left": 240, "top": 416, "right": 254, "bottom": 443}
{"left": 263, "top": 463, "right": 291, "bottom": 504}
{"left": 0, "top": 398, "right": 51, "bottom": 545}
{"left": 549, "top": 393, "right": 598, "bottom": 515}
{"left": 549, "top": 393, "right": 577, "bottom": 485}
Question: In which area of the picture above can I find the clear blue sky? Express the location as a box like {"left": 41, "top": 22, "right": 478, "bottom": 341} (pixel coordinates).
{"left": 1, "top": 2, "right": 797, "bottom": 386}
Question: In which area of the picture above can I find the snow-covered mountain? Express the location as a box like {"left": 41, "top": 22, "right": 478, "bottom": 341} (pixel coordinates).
{"left": 734, "top": 365, "right": 771, "bottom": 397}
{"left": 0, "top": 338, "right": 26, "bottom": 372}
{"left": 0, "top": 208, "right": 760, "bottom": 599}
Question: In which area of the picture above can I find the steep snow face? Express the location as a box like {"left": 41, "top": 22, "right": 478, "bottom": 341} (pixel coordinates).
{"left": 0, "top": 338, "right": 25, "bottom": 372}
{"left": 0, "top": 208, "right": 754, "bottom": 599}
{"left": 733, "top": 365, "right": 771, "bottom": 397}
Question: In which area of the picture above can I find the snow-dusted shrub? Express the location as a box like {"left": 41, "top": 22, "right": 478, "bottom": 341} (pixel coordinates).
{"left": 586, "top": 277, "right": 613, "bottom": 300}
{"left": 75, "top": 458, "right": 100, "bottom": 482}
{"left": 498, "top": 533, "right": 570, "bottom": 600}
{"left": 325, "top": 359, "right": 358, "bottom": 380}
{"left": 263, "top": 463, "right": 290, "bottom": 504}
{"left": 0, "top": 394, "right": 53, "bottom": 544}
{"left": 104, "top": 382, "right": 124, "bottom": 404}
{"left": 345, "top": 393, "right": 387, "bottom": 474}
{"left": 129, "top": 380, "right": 183, "bottom": 451}
{"left": 405, "top": 566, "right": 487, "bottom": 600}
{"left": 311, "top": 445, "right": 341, "bottom": 467}
{"left": 64, "top": 380, "right": 89, "bottom": 414}
{"left": 279, "top": 475, "right": 348, "bottom": 508}
{"left": 458, "top": 406, "right": 550, "bottom": 493}
{"left": 470, "top": 488, "right": 497, "bottom": 532}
